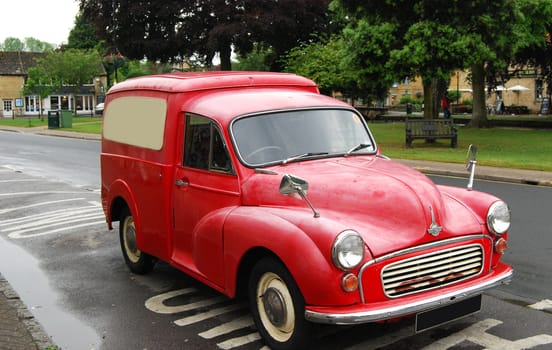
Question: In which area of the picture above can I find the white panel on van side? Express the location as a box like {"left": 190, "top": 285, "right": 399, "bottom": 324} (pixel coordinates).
{"left": 103, "top": 96, "right": 167, "bottom": 150}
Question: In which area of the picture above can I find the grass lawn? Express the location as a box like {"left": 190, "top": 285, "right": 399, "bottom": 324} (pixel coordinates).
{"left": 64, "top": 120, "right": 102, "bottom": 134}
{"left": 368, "top": 122, "right": 552, "bottom": 171}
{"left": 0, "top": 116, "right": 102, "bottom": 129}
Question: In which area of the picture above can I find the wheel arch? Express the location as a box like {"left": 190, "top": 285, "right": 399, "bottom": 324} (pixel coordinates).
{"left": 223, "top": 207, "right": 345, "bottom": 306}
{"left": 104, "top": 179, "right": 139, "bottom": 229}
{"left": 235, "top": 247, "right": 282, "bottom": 299}
{"left": 110, "top": 196, "right": 128, "bottom": 225}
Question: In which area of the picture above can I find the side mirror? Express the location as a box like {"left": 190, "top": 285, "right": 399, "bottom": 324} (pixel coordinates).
{"left": 279, "top": 174, "right": 320, "bottom": 218}
{"left": 279, "top": 174, "right": 309, "bottom": 195}
{"left": 465, "top": 144, "right": 477, "bottom": 190}
{"left": 466, "top": 144, "right": 477, "bottom": 171}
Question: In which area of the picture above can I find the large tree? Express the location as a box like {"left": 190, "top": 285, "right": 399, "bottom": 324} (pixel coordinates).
{"left": 335, "top": 1, "right": 469, "bottom": 118}
{"left": 1, "top": 37, "right": 25, "bottom": 51}
{"left": 22, "top": 66, "right": 56, "bottom": 118}
{"left": 24, "top": 38, "right": 55, "bottom": 52}
{"left": 67, "top": 13, "right": 102, "bottom": 50}
{"left": 509, "top": 0, "right": 552, "bottom": 101}
{"left": 336, "top": 0, "right": 524, "bottom": 126}
{"left": 80, "top": 0, "right": 331, "bottom": 71}
{"left": 283, "top": 35, "right": 358, "bottom": 97}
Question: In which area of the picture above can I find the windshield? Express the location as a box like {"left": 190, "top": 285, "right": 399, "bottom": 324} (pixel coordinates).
{"left": 231, "top": 109, "right": 376, "bottom": 167}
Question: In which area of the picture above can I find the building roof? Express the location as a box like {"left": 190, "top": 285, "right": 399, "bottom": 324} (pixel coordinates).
{"left": 0, "top": 51, "right": 44, "bottom": 76}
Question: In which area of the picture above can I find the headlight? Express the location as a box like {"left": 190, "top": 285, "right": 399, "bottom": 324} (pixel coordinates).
{"left": 332, "top": 230, "right": 365, "bottom": 270}
{"left": 487, "top": 201, "right": 510, "bottom": 235}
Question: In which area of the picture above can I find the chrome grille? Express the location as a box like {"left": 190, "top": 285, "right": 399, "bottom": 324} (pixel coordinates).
{"left": 381, "top": 244, "right": 483, "bottom": 298}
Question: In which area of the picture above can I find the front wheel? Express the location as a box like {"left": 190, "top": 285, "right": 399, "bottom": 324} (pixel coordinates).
{"left": 248, "top": 257, "right": 312, "bottom": 350}
{"left": 119, "top": 207, "right": 155, "bottom": 274}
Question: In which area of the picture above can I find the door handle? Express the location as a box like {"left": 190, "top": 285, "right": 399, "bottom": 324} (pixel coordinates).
{"left": 175, "top": 178, "right": 189, "bottom": 187}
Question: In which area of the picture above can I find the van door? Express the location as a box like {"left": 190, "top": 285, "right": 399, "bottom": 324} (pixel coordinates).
{"left": 171, "top": 113, "right": 240, "bottom": 287}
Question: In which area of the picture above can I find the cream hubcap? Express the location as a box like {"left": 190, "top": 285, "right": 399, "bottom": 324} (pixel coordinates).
{"left": 123, "top": 216, "right": 141, "bottom": 263}
{"left": 257, "top": 272, "right": 295, "bottom": 342}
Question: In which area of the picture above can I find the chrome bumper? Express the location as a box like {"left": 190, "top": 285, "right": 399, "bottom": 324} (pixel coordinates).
{"left": 304, "top": 269, "right": 512, "bottom": 325}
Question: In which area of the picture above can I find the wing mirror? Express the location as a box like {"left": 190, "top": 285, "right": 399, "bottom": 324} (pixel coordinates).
{"left": 466, "top": 144, "right": 477, "bottom": 190}
{"left": 279, "top": 174, "right": 320, "bottom": 218}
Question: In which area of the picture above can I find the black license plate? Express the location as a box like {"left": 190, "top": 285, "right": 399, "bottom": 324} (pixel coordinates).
{"left": 415, "top": 294, "right": 482, "bottom": 333}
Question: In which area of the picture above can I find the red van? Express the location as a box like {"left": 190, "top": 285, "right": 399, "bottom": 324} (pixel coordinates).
{"left": 101, "top": 72, "right": 512, "bottom": 349}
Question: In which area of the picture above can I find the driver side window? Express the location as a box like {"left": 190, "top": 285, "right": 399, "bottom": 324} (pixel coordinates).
{"left": 183, "top": 114, "right": 233, "bottom": 174}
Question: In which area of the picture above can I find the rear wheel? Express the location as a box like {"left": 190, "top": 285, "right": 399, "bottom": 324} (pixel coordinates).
{"left": 119, "top": 207, "right": 155, "bottom": 274}
{"left": 248, "top": 257, "right": 312, "bottom": 350}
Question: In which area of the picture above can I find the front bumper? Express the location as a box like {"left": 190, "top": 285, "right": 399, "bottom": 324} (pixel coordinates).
{"left": 304, "top": 264, "right": 512, "bottom": 325}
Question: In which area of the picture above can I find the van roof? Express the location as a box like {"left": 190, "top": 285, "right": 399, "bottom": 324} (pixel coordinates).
{"left": 184, "top": 88, "right": 352, "bottom": 126}
{"left": 107, "top": 71, "right": 319, "bottom": 94}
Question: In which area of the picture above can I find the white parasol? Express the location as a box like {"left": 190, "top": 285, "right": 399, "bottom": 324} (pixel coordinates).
{"left": 507, "top": 84, "right": 530, "bottom": 91}
{"left": 507, "top": 85, "right": 530, "bottom": 104}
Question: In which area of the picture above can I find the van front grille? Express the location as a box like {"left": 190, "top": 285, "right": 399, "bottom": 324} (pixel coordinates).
{"left": 381, "top": 244, "right": 483, "bottom": 298}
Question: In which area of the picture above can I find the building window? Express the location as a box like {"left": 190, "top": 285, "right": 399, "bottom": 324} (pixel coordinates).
{"left": 50, "top": 96, "right": 60, "bottom": 110}
{"left": 3, "top": 100, "right": 12, "bottom": 112}
{"left": 25, "top": 96, "right": 40, "bottom": 112}
{"left": 535, "top": 79, "right": 544, "bottom": 101}
{"left": 75, "top": 95, "right": 94, "bottom": 111}
{"left": 61, "top": 95, "right": 69, "bottom": 110}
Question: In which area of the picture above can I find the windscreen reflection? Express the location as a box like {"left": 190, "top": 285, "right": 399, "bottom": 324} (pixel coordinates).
{"left": 232, "top": 109, "right": 375, "bottom": 167}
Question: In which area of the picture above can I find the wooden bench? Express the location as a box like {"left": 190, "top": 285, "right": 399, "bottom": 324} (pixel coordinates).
{"left": 405, "top": 119, "right": 458, "bottom": 148}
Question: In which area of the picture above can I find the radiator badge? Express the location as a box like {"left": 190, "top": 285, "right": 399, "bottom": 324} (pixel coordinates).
{"left": 427, "top": 205, "right": 442, "bottom": 237}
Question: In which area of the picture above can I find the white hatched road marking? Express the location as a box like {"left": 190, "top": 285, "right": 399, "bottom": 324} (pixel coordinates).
{"left": 529, "top": 299, "right": 552, "bottom": 311}
{"left": 0, "top": 198, "right": 105, "bottom": 239}
{"left": 199, "top": 315, "right": 255, "bottom": 339}
{"left": 147, "top": 287, "right": 552, "bottom": 350}
{"left": 3, "top": 208, "right": 102, "bottom": 229}
{"left": 0, "top": 198, "right": 85, "bottom": 215}
{"left": 145, "top": 287, "right": 228, "bottom": 314}
{"left": 421, "top": 318, "right": 552, "bottom": 350}
{"left": 0, "top": 191, "right": 89, "bottom": 197}
{"left": 175, "top": 303, "right": 246, "bottom": 326}
{"left": 217, "top": 333, "right": 263, "bottom": 350}
{"left": 145, "top": 289, "right": 260, "bottom": 349}
{"left": 0, "top": 179, "right": 41, "bottom": 183}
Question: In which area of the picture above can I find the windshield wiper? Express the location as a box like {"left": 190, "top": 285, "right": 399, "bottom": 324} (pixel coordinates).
{"left": 345, "top": 143, "right": 372, "bottom": 156}
{"left": 280, "top": 152, "right": 329, "bottom": 165}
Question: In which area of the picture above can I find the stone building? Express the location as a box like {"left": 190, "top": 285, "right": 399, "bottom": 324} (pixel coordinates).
{"left": 0, "top": 51, "right": 107, "bottom": 118}
{"left": 389, "top": 68, "right": 549, "bottom": 114}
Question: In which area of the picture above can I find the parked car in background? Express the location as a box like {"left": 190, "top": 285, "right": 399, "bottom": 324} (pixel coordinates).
{"left": 100, "top": 72, "right": 513, "bottom": 350}
{"left": 95, "top": 102, "right": 104, "bottom": 115}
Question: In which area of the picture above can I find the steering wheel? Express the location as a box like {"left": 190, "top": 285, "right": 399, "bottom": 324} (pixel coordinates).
{"left": 245, "top": 146, "right": 285, "bottom": 162}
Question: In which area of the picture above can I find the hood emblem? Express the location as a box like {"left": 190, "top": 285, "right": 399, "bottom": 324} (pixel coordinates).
{"left": 427, "top": 206, "right": 442, "bottom": 237}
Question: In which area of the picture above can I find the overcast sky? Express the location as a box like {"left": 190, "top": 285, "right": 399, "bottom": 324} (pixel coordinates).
{"left": 0, "top": 0, "right": 80, "bottom": 46}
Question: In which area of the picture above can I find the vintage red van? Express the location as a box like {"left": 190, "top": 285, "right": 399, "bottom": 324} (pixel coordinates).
{"left": 101, "top": 72, "right": 513, "bottom": 349}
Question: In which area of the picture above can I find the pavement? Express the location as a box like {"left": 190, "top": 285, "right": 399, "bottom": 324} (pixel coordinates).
{"left": 0, "top": 124, "right": 551, "bottom": 349}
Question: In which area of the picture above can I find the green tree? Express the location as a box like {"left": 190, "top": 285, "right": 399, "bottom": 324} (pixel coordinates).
{"left": 335, "top": 0, "right": 528, "bottom": 126}
{"left": 2, "top": 37, "right": 25, "bottom": 51}
{"left": 25, "top": 49, "right": 103, "bottom": 113}
{"left": 510, "top": 0, "right": 552, "bottom": 99}
{"left": 1, "top": 37, "right": 54, "bottom": 52}
{"left": 283, "top": 35, "right": 358, "bottom": 97}
{"left": 22, "top": 66, "right": 56, "bottom": 118}
{"left": 233, "top": 44, "right": 273, "bottom": 72}
{"left": 67, "top": 13, "right": 101, "bottom": 50}
{"left": 458, "top": 2, "right": 520, "bottom": 127}
{"left": 24, "top": 38, "right": 54, "bottom": 52}
{"left": 336, "top": 1, "right": 476, "bottom": 120}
